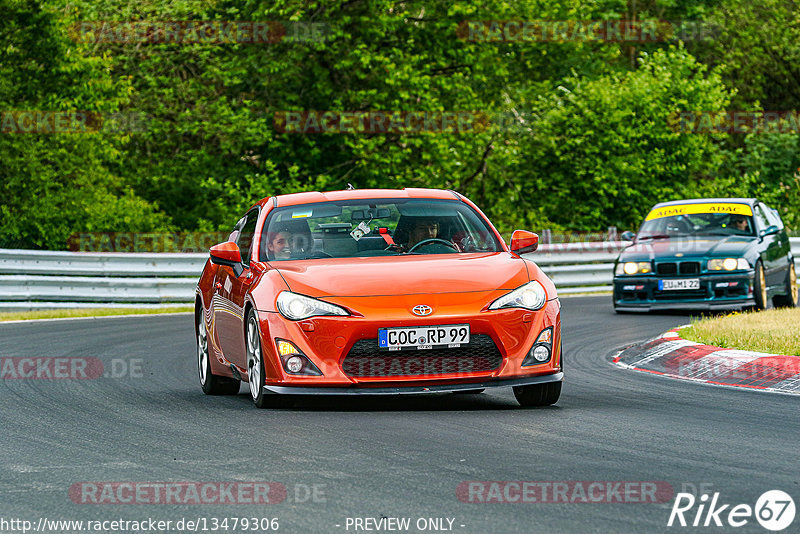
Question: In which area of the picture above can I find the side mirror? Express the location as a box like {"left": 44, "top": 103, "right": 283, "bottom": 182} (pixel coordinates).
{"left": 210, "top": 242, "right": 244, "bottom": 277}
{"left": 759, "top": 225, "right": 779, "bottom": 239}
{"left": 621, "top": 231, "right": 636, "bottom": 242}
{"left": 510, "top": 230, "right": 539, "bottom": 255}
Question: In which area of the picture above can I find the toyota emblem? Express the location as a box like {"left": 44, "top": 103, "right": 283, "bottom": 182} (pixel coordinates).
{"left": 412, "top": 305, "right": 433, "bottom": 316}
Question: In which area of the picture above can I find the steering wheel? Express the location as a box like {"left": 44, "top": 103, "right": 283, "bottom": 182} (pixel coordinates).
{"left": 408, "top": 238, "right": 459, "bottom": 253}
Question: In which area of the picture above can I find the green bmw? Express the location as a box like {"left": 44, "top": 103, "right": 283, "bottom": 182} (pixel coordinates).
{"left": 613, "top": 198, "right": 797, "bottom": 312}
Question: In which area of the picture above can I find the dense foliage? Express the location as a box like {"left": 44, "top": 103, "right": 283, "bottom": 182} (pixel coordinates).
{"left": 1, "top": 0, "right": 799, "bottom": 249}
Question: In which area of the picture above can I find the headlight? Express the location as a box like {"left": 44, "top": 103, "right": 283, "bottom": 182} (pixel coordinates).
{"left": 488, "top": 281, "right": 547, "bottom": 311}
{"left": 707, "top": 258, "right": 749, "bottom": 271}
{"left": 276, "top": 291, "right": 349, "bottom": 320}
{"left": 616, "top": 261, "right": 651, "bottom": 275}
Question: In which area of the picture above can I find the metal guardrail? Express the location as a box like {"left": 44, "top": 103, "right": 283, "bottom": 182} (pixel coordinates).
{"left": 529, "top": 237, "right": 800, "bottom": 294}
{"left": 0, "top": 249, "right": 206, "bottom": 310}
{"left": 0, "top": 239, "right": 798, "bottom": 310}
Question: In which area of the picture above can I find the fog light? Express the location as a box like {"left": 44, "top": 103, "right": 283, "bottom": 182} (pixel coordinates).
{"left": 286, "top": 356, "right": 303, "bottom": 373}
{"left": 274, "top": 339, "right": 323, "bottom": 376}
{"left": 533, "top": 345, "right": 550, "bottom": 362}
{"left": 522, "top": 326, "right": 554, "bottom": 366}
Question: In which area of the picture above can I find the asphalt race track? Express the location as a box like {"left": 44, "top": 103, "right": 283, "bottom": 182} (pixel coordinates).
{"left": 1, "top": 296, "right": 797, "bottom": 533}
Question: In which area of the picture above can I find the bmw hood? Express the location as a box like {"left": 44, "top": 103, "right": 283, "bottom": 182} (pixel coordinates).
{"left": 269, "top": 253, "right": 530, "bottom": 298}
{"left": 619, "top": 236, "right": 756, "bottom": 261}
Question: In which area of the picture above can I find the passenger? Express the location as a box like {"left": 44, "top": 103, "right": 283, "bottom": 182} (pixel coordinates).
{"left": 266, "top": 222, "right": 312, "bottom": 260}
{"left": 266, "top": 228, "right": 294, "bottom": 260}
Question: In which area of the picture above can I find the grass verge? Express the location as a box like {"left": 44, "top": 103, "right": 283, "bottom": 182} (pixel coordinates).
{"left": 680, "top": 307, "right": 800, "bottom": 356}
{"left": 0, "top": 306, "right": 193, "bottom": 322}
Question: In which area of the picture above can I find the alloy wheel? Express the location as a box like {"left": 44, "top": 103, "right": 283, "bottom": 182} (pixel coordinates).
{"left": 197, "top": 315, "right": 209, "bottom": 385}
{"left": 246, "top": 316, "right": 263, "bottom": 401}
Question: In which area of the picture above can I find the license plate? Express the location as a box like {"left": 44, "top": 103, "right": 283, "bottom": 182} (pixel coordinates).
{"left": 378, "top": 324, "right": 470, "bottom": 350}
{"left": 659, "top": 279, "right": 700, "bottom": 290}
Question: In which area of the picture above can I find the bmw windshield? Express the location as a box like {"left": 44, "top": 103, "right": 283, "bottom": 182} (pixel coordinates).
{"left": 638, "top": 206, "right": 756, "bottom": 240}
{"left": 259, "top": 199, "right": 503, "bottom": 261}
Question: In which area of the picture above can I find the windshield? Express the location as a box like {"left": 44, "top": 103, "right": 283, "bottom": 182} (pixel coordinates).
{"left": 259, "top": 198, "right": 502, "bottom": 261}
{"left": 638, "top": 210, "right": 756, "bottom": 239}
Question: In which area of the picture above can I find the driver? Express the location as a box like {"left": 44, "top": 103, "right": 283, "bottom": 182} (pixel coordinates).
{"left": 730, "top": 215, "right": 750, "bottom": 233}
{"left": 406, "top": 217, "right": 440, "bottom": 249}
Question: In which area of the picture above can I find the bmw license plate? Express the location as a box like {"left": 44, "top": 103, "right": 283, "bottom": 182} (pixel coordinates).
{"left": 659, "top": 279, "right": 700, "bottom": 291}
{"left": 378, "top": 324, "right": 470, "bottom": 350}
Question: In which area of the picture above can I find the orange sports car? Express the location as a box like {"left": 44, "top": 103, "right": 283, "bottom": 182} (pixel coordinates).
{"left": 194, "top": 188, "right": 562, "bottom": 407}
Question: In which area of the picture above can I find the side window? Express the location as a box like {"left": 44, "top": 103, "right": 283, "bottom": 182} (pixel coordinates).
{"left": 753, "top": 205, "right": 769, "bottom": 231}
{"left": 236, "top": 209, "right": 260, "bottom": 266}
{"left": 763, "top": 205, "right": 783, "bottom": 229}
{"left": 228, "top": 216, "right": 246, "bottom": 243}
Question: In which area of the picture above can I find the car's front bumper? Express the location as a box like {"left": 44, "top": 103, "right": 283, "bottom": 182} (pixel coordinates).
{"left": 262, "top": 371, "right": 563, "bottom": 395}
{"left": 255, "top": 294, "right": 562, "bottom": 386}
{"left": 613, "top": 271, "right": 754, "bottom": 311}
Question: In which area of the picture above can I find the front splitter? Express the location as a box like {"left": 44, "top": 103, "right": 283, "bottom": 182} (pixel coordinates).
{"left": 615, "top": 299, "right": 755, "bottom": 312}
{"left": 263, "top": 372, "right": 563, "bottom": 395}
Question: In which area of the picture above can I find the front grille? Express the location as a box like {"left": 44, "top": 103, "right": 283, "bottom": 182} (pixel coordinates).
{"left": 656, "top": 261, "right": 700, "bottom": 275}
{"left": 342, "top": 334, "right": 502, "bottom": 377}
{"left": 656, "top": 262, "right": 677, "bottom": 275}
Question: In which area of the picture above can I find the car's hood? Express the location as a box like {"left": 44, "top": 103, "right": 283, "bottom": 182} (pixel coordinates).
{"left": 270, "top": 253, "right": 530, "bottom": 297}
{"left": 620, "top": 235, "right": 756, "bottom": 261}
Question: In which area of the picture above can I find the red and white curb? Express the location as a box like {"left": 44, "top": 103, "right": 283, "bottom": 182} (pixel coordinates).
{"left": 613, "top": 327, "right": 800, "bottom": 394}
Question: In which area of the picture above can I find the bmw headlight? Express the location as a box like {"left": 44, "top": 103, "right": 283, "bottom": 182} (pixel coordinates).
{"left": 707, "top": 258, "right": 749, "bottom": 271}
{"left": 615, "top": 261, "right": 652, "bottom": 275}
{"left": 276, "top": 291, "right": 349, "bottom": 320}
{"left": 488, "top": 281, "right": 547, "bottom": 311}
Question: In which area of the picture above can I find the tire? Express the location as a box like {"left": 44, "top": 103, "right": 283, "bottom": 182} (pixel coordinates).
{"left": 513, "top": 381, "right": 562, "bottom": 407}
{"left": 558, "top": 341, "right": 563, "bottom": 371}
{"left": 245, "top": 309, "right": 281, "bottom": 408}
{"left": 772, "top": 261, "right": 798, "bottom": 308}
{"left": 197, "top": 312, "right": 240, "bottom": 395}
{"left": 753, "top": 260, "right": 768, "bottom": 311}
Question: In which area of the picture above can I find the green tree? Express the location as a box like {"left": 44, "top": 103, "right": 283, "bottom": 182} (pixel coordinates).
{"left": 0, "top": 0, "right": 170, "bottom": 249}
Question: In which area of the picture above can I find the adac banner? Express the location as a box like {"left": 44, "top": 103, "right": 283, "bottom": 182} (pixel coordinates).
{"left": 645, "top": 203, "right": 753, "bottom": 221}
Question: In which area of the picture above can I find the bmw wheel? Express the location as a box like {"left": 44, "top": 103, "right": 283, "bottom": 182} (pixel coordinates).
{"left": 773, "top": 261, "right": 798, "bottom": 308}
{"left": 753, "top": 260, "right": 768, "bottom": 311}
{"left": 197, "top": 312, "right": 239, "bottom": 395}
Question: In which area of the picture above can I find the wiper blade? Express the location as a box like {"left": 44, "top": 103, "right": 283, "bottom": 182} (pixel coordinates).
{"left": 637, "top": 234, "right": 671, "bottom": 240}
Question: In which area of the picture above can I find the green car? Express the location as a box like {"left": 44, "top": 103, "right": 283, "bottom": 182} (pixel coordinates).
{"left": 613, "top": 198, "right": 797, "bottom": 312}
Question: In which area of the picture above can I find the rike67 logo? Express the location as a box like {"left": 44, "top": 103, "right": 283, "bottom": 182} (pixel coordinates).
{"left": 668, "top": 490, "right": 795, "bottom": 531}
